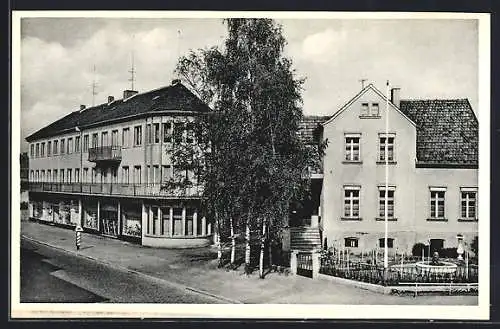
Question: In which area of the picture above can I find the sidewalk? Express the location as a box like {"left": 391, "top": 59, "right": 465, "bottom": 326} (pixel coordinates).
{"left": 20, "top": 221, "right": 478, "bottom": 305}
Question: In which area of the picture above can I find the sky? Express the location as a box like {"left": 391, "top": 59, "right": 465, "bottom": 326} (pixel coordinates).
{"left": 19, "top": 17, "right": 479, "bottom": 152}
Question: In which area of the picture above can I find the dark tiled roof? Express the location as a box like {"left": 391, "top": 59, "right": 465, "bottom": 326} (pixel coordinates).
{"left": 399, "top": 99, "right": 478, "bottom": 166}
{"left": 298, "top": 115, "right": 330, "bottom": 145}
{"left": 26, "top": 82, "right": 211, "bottom": 142}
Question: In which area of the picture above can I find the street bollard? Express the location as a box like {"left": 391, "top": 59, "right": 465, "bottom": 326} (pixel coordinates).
{"left": 75, "top": 225, "right": 83, "bottom": 250}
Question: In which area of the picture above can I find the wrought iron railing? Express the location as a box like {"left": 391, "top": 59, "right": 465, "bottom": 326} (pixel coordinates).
{"left": 28, "top": 182, "right": 203, "bottom": 198}
{"left": 88, "top": 146, "right": 122, "bottom": 162}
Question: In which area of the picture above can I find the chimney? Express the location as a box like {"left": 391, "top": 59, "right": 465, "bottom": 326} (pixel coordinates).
{"left": 107, "top": 95, "right": 115, "bottom": 104}
{"left": 123, "top": 90, "right": 138, "bottom": 100}
{"left": 390, "top": 87, "right": 401, "bottom": 108}
{"left": 80, "top": 104, "right": 86, "bottom": 111}
{"left": 171, "top": 78, "right": 181, "bottom": 85}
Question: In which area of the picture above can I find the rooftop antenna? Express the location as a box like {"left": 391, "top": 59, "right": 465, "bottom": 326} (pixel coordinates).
{"left": 91, "top": 64, "right": 99, "bottom": 107}
{"left": 359, "top": 79, "right": 367, "bottom": 89}
{"left": 128, "top": 34, "right": 136, "bottom": 90}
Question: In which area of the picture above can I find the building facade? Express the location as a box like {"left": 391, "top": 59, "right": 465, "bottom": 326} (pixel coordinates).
{"left": 26, "top": 80, "right": 214, "bottom": 248}
{"left": 318, "top": 84, "right": 478, "bottom": 255}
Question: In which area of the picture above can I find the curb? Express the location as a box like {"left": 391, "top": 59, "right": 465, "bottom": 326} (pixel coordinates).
{"left": 21, "top": 234, "right": 243, "bottom": 304}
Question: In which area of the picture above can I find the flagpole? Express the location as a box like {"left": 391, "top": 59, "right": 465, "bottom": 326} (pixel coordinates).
{"left": 384, "top": 80, "right": 390, "bottom": 269}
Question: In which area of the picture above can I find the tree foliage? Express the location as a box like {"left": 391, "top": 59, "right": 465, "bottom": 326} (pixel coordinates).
{"left": 170, "top": 18, "right": 324, "bottom": 276}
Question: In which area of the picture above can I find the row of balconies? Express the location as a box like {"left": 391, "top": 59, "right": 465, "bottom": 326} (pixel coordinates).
{"left": 28, "top": 182, "right": 203, "bottom": 198}
{"left": 88, "top": 146, "right": 122, "bottom": 162}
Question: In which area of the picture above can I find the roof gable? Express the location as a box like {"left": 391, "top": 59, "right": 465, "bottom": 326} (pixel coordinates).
{"left": 25, "top": 82, "right": 211, "bottom": 142}
{"left": 399, "top": 99, "right": 478, "bottom": 166}
{"left": 321, "top": 84, "right": 416, "bottom": 127}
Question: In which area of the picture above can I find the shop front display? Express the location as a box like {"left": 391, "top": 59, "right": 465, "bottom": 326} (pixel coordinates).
{"left": 40, "top": 201, "right": 52, "bottom": 222}
{"left": 32, "top": 201, "right": 43, "bottom": 219}
{"left": 69, "top": 199, "right": 80, "bottom": 226}
{"left": 121, "top": 203, "right": 142, "bottom": 238}
{"left": 83, "top": 200, "right": 98, "bottom": 230}
{"left": 101, "top": 203, "right": 118, "bottom": 237}
{"left": 57, "top": 201, "right": 72, "bottom": 225}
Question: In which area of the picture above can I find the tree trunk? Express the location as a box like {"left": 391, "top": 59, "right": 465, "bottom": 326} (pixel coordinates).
{"left": 244, "top": 216, "right": 251, "bottom": 275}
{"left": 259, "top": 218, "right": 267, "bottom": 279}
{"left": 230, "top": 216, "right": 236, "bottom": 265}
{"left": 215, "top": 210, "right": 223, "bottom": 267}
{"left": 268, "top": 233, "right": 273, "bottom": 270}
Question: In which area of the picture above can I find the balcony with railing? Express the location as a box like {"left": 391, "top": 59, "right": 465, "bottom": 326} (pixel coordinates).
{"left": 88, "top": 146, "right": 122, "bottom": 163}
{"left": 29, "top": 182, "right": 203, "bottom": 198}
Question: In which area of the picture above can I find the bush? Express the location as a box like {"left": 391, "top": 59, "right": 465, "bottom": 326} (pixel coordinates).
{"left": 412, "top": 242, "right": 429, "bottom": 257}
{"left": 471, "top": 236, "right": 478, "bottom": 256}
{"left": 20, "top": 201, "right": 28, "bottom": 210}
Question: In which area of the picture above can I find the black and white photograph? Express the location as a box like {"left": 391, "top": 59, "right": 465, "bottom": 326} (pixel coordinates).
{"left": 11, "top": 11, "right": 490, "bottom": 319}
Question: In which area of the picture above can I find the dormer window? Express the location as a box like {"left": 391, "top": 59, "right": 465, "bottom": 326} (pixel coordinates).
{"left": 360, "top": 102, "right": 380, "bottom": 118}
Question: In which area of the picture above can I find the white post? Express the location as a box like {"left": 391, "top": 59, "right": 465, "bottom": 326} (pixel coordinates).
{"left": 290, "top": 251, "right": 298, "bottom": 275}
{"left": 384, "top": 80, "right": 389, "bottom": 270}
{"left": 141, "top": 202, "right": 147, "bottom": 239}
{"left": 169, "top": 207, "right": 174, "bottom": 237}
{"left": 97, "top": 199, "right": 101, "bottom": 232}
{"left": 193, "top": 209, "right": 198, "bottom": 237}
{"left": 201, "top": 216, "right": 207, "bottom": 236}
{"left": 312, "top": 251, "right": 320, "bottom": 279}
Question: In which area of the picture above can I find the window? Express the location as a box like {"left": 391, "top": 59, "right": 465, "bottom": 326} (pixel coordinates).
{"left": 35, "top": 170, "right": 39, "bottom": 182}
{"left": 146, "top": 165, "right": 151, "bottom": 184}
{"left": 173, "top": 208, "right": 183, "bottom": 236}
{"left": 83, "top": 168, "right": 88, "bottom": 183}
{"left": 361, "top": 103, "right": 369, "bottom": 116}
{"left": 53, "top": 169, "right": 58, "bottom": 182}
{"left": 111, "top": 167, "right": 118, "bottom": 183}
{"left": 30, "top": 170, "right": 34, "bottom": 182}
{"left": 30, "top": 144, "right": 34, "bottom": 157}
{"left": 67, "top": 138, "right": 73, "bottom": 154}
{"left": 153, "top": 165, "right": 160, "bottom": 184}
{"left": 163, "top": 122, "right": 172, "bottom": 143}
{"left": 379, "top": 238, "right": 394, "bottom": 248}
{"left": 378, "top": 187, "right": 395, "bottom": 219}
{"left": 161, "top": 207, "right": 171, "bottom": 236}
{"left": 146, "top": 124, "right": 152, "bottom": 144}
{"left": 153, "top": 123, "right": 160, "bottom": 143}
{"left": 344, "top": 237, "right": 359, "bottom": 248}
{"left": 75, "top": 136, "right": 80, "bottom": 152}
{"left": 47, "top": 169, "right": 51, "bottom": 181}
{"left": 429, "top": 187, "right": 446, "bottom": 220}
{"left": 460, "top": 187, "right": 477, "bottom": 220}
{"left": 47, "top": 141, "right": 52, "bottom": 156}
{"left": 101, "top": 131, "right": 109, "bottom": 147}
{"left": 122, "top": 128, "right": 130, "bottom": 147}
{"left": 35, "top": 143, "right": 39, "bottom": 157}
{"left": 111, "top": 130, "right": 119, "bottom": 147}
{"left": 344, "top": 134, "right": 361, "bottom": 162}
{"left": 134, "top": 126, "right": 142, "bottom": 146}
{"left": 60, "top": 170, "right": 65, "bottom": 183}
{"left": 67, "top": 169, "right": 72, "bottom": 183}
{"left": 60, "top": 139, "right": 65, "bottom": 154}
{"left": 92, "top": 133, "right": 99, "bottom": 148}
{"left": 75, "top": 168, "right": 80, "bottom": 183}
{"left": 53, "top": 140, "right": 58, "bottom": 155}
{"left": 343, "top": 186, "right": 360, "bottom": 219}
{"left": 122, "top": 166, "right": 130, "bottom": 184}
{"left": 185, "top": 208, "right": 194, "bottom": 236}
{"left": 134, "top": 165, "right": 141, "bottom": 184}
{"left": 360, "top": 102, "right": 379, "bottom": 117}
{"left": 41, "top": 170, "right": 45, "bottom": 182}
{"left": 379, "top": 134, "right": 395, "bottom": 162}
{"left": 41, "top": 142, "right": 45, "bottom": 157}
{"left": 91, "top": 168, "right": 97, "bottom": 183}
{"left": 83, "top": 135, "right": 89, "bottom": 152}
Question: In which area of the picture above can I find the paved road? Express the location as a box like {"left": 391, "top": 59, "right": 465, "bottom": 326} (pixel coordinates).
{"left": 20, "top": 238, "right": 224, "bottom": 303}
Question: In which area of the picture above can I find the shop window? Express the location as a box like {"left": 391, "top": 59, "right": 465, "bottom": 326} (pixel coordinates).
{"left": 173, "top": 208, "right": 183, "bottom": 236}
{"left": 161, "top": 207, "right": 171, "bottom": 236}
{"left": 185, "top": 208, "right": 194, "bottom": 236}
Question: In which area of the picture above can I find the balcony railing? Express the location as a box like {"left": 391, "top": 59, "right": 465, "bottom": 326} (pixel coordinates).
{"left": 29, "top": 182, "right": 203, "bottom": 198}
{"left": 88, "top": 146, "right": 122, "bottom": 162}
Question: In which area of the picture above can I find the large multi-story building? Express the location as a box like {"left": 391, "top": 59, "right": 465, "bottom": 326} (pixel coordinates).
{"left": 26, "top": 79, "right": 214, "bottom": 248}
{"left": 318, "top": 83, "right": 478, "bottom": 255}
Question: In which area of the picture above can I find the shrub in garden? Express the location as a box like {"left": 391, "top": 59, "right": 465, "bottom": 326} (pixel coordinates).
{"left": 412, "top": 242, "right": 429, "bottom": 257}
